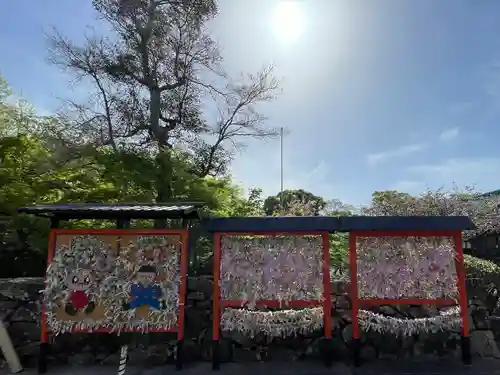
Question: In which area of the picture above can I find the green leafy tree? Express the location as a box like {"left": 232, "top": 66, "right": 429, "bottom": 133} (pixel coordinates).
{"left": 263, "top": 189, "right": 327, "bottom": 216}
{"left": 271, "top": 194, "right": 350, "bottom": 269}
{"left": 0, "top": 75, "right": 260, "bottom": 275}
{"left": 364, "top": 188, "right": 500, "bottom": 240}
{"left": 48, "top": 0, "right": 280, "bottom": 204}
{"left": 323, "top": 199, "right": 353, "bottom": 272}
{"left": 215, "top": 187, "right": 264, "bottom": 217}
{"left": 0, "top": 132, "right": 62, "bottom": 276}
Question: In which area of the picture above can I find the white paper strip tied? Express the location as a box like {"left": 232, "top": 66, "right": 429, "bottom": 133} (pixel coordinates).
{"left": 220, "top": 307, "right": 324, "bottom": 338}
{"left": 358, "top": 307, "right": 462, "bottom": 336}
{"left": 220, "top": 235, "right": 324, "bottom": 305}
{"left": 357, "top": 237, "right": 459, "bottom": 300}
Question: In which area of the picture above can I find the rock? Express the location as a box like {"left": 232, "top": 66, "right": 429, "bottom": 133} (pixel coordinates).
{"left": 195, "top": 299, "right": 212, "bottom": 310}
{"left": 422, "top": 305, "right": 439, "bottom": 316}
{"left": 335, "top": 295, "right": 351, "bottom": 310}
{"left": 331, "top": 281, "right": 344, "bottom": 295}
{"left": 232, "top": 346, "right": 259, "bottom": 362}
{"left": 126, "top": 348, "right": 148, "bottom": 366}
{"left": 226, "top": 330, "right": 255, "bottom": 348}
{"left": 0, "top": 276, "right": 498, "bottom": 368}
{"left": 303, "top": 338, "right": 320, "bottom": 357}
{"left": 188, "top": 291, "right": 205, "bottom": 301}
{"left": 331, "top": 343, "right": 350, "bottom": 362}
{"left": 0, "top": 278, "right": 44, "bottom": 301}
{"left": 468, "top": 311, "right": 477, "bottom": 331}
{"left": 360, "top": 345, "right": 377, "bottom": 361}
{"left": 187, "top": 276, "right": 213, "bottom": 296}
{"left": 100, "top": 352, "right": 120, "bottom": 365}
{"left": 185, "top": 307, "right": 210, "bottom": 337}
{"left": 489, "top": 315, "right": 500, "bottom": 339}
{"left": 340, "top": 311, "right": 353, "bottom": 323}
{"left": 471, "top": 297, "right": 486, "bottom": 308}
{"left": 409, "top": 306, "right": 429, "bottom": 318}
{"left": 379, "top": 305, "right": 398, "bottom": 316}
{"left": 372, "top": 333, "right": 401, "bottom": 359}
{"left": 399, "top": 336, "right": 416, "bottom": 358}
{"left": 200, "top": 338, "right": 233, "bottom": 362}
{"left": 255, "top": 346, "right": 268, "bottom": 362}
{"left": 341, "top": 324, "right": 352, "bottom": 344}
{"left": 472, "top": 307, "right": 490, "bottom": 330}
{"left": 8, "top": 322, "right": 40, "bottom": 344}
{"left": 339, "top": 281, "right": 351, "bottom": 294}
{"left": 0, "top": 300, "right": 21, "bottom": 314}
{"left": 17, "top": 342, "right": 40, "bottom": 359}
{"left": 68, "top": 352, "right": 95, "bottom": 366}
{"left": 470, "top": 330, "right": 500, "bottom": 358}
{"left": 183, "top": 338, "right": 202, "bottom": 362}
{"left": 9, "top": 306, "right": 38, "bottom": 322}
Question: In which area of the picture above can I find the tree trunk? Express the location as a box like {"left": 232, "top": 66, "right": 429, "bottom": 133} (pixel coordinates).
{"left": 154, "top": 146, "right": 173, "bottom": 228}
{"left": 150, "top": 85, "right": 173, "bottom": 228}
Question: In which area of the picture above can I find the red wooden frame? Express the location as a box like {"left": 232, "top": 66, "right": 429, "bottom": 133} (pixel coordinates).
{"left": 41, "top": 228, "right": 189, "bottom": 342}
{"left": 212, "top": 231, "right": 333, "bottom": 340}
{"left": 348, "top": 230, "right": 469, "bottom": 340}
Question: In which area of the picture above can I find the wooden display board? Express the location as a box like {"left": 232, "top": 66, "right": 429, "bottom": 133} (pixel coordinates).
{"left": 348, "top": 230, "right": 469, "bottom": 365}
{"left": 42, "top": 229, "right": 188, "bottom": 337}
{"left": 211, "top": 231, "right": 332, "bottom": 368}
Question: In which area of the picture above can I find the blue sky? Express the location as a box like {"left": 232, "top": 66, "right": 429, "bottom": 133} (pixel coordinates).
{"left": 1, "top": 0, "right": 500, "bottom": 207}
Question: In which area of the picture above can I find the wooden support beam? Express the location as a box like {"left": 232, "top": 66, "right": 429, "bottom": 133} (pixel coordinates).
{"left": 0, "top": 319, "right": 23, "bottom": 373}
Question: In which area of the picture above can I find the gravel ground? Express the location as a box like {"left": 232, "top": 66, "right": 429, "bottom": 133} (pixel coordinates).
{"left": 2, "top": 359, "right": 500, "bottom": 375}
{"left": 352, "top": 358, "right": 500, "bottom": 375}
{"left": 0, "top": 362, "right": 351, "bottom": 375}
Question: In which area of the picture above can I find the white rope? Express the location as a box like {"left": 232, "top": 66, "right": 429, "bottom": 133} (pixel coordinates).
{"left": 117, "top": 345, "right": 128, "bottom": 375}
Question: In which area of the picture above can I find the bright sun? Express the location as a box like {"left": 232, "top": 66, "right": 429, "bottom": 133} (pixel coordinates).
{"left": 272, "top": 1, "right": 305, "bottom": 42}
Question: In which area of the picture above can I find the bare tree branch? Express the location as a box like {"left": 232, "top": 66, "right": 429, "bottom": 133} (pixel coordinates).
{"left": 192, "top": 65, "right": 281, "bottom": 177}
{"left": 48, "top": 0, "right": 281, "bottom": 200}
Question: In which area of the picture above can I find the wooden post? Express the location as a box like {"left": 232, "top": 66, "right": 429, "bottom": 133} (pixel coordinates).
{"left": 321, "top": 232, "right": 333, "bottom": 368}
{"left": 117, "top": 345, "right": 128, "bottom": 375}
{"left": 349, "top": 232, "right": 361, "bottom": 367}
{"left": 0, "top": 319, "right": 23, "bottom": 373}
{"left": 39, "top": 217, "right": 60, "bottom": 374}
{"left": 175, "top": 219, "right": 189, "bottom": 371}
{"left": 116, "top": 218, "right": 130, "bottom": 375}
{"left": 454, "top": 232, "right": 471, "bottom": 365}
{"left": 212, "top": 232, "right": 221, "bottom": 370}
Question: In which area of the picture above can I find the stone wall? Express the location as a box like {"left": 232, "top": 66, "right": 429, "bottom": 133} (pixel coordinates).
{"left": 1, "top": 277, "right": 500, "bottom": 369}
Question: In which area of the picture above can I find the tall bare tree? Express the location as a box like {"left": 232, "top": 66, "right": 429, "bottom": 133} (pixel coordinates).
{"left": 48, "top": 0, "right": 280, "bottom": 202}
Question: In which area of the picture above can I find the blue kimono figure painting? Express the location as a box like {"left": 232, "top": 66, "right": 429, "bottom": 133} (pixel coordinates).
{"left": 123, "top": 265, "right": 166, "bottom": 311}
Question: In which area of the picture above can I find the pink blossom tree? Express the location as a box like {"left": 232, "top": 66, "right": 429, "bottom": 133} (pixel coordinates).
{"left": 362, "top": 188, "right": 500, "bottom": 307}
{"left": 363, "top": 188, "right": 500, "bottom": 240}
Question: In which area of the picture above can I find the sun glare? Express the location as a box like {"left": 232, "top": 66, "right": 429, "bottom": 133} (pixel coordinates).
{"left": 272, "top": 1, "right": 305, "bottom": 42}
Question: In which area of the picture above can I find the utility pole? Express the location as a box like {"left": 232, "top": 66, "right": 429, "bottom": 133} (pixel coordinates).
{"left": 280, "top": 126, "right": 284, "bottom": 211}
{"left": 261, "top": 127, "right": 286, "bottom": 214}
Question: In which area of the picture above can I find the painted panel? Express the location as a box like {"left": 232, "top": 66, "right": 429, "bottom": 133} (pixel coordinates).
{"left": 44, "top": 230, "right": 185, "bottom": 334}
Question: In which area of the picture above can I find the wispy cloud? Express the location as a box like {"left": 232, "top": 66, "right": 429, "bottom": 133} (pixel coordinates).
{"left": 448, "top": 101, "right": 473, "bottom": 116}
{"left": 391, "top": 180, "right": 426, "bottom": 194}
{"left": 391, "top": 157, "right": 500, "bottom": 195}
{"left": 367, "top": 143, "right": 426, "bottom": 166}
{"left": 231, "top": 148, "right": 339, "bottom": 200}
{"left": 483, "top": 60, "right": 500, "bottom": 103}
{"left": 439, "top": 127, "right": 459, "bottom": 142}
{"left": 406, "top": 157, "right": 500, "bottom": 192}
